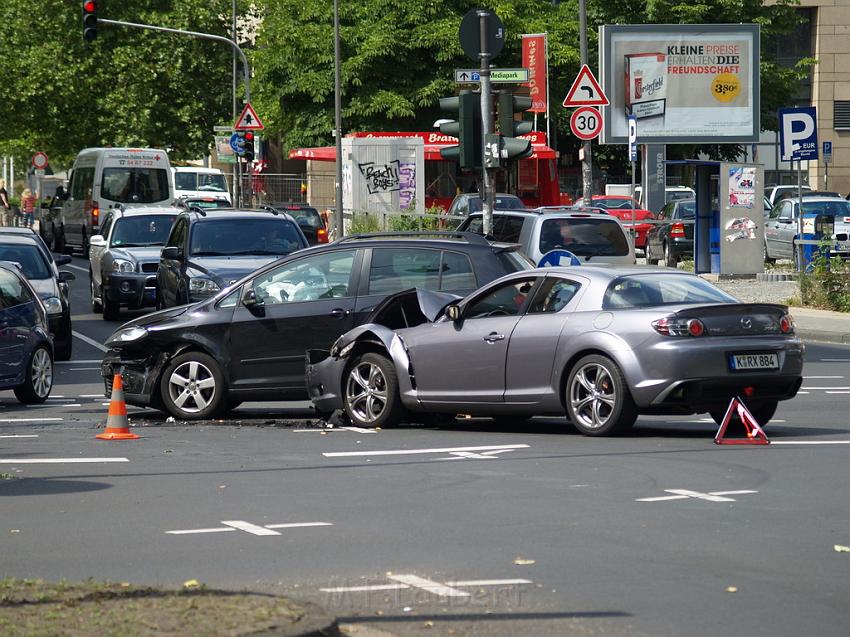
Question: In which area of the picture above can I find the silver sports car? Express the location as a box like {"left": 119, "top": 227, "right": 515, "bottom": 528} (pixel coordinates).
{"left": 306, "top": 267, "right": 804, "bottom": 436}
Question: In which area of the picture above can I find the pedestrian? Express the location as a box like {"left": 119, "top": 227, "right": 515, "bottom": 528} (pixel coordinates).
{"left": 0, "top": 179, "right": 10, "bottom": 226}
{"left": 20, "top": 188, "right": 36, "bottom": 228}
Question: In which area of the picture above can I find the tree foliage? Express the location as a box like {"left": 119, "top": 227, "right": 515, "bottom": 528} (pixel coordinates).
{"left": 0, "top": 0, "right": 240, "bottom": 168}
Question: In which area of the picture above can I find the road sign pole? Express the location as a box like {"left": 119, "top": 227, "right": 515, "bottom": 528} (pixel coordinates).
{"left": 334, "top": 0, "right": 344, "bottom": 238}
{"left": 579, "top": 0, "right": 592, "bottom": 206}
{"left": 478, "top": 10, "right": 495, "bottom": 237}
{"left": 796, "top": 159, "right": 804, "bottom": 271}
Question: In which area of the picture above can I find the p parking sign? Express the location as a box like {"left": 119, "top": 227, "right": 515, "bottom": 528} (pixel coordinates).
{"left": 778, "top": 107, "right": 818, "bottom": 162}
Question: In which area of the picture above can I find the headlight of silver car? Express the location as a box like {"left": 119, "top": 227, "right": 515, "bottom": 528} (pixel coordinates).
{"left": 112, "top": 259, "right": 135, "bottom": 273}
{"left": 42, "top": 296, "right": 63, "bottom": 315}
{"left": 105, "top": 326, "right": 148, "bottom": 347}
{"left": 189, "top": 277, "right": 221, "bottom": 294}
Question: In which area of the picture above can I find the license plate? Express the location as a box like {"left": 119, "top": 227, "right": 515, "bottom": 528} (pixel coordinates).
{"left": 729, "top": 353, "right": 779, "bottom": 371}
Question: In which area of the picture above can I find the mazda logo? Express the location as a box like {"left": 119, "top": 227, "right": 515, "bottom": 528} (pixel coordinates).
{"left": 741, "top": 317, "right": 753, "bottom": 330}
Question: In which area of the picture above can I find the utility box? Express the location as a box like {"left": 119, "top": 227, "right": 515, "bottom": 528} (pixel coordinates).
{"left": 342, "top": 137, "right": 425, "bottom": 218}
{"left": 719, "top": 162, "right": 764, "bottom": 275}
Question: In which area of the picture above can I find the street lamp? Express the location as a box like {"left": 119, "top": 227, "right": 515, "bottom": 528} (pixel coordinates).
{"left": 333, "top": 0, "right": 344, "bottom": 238}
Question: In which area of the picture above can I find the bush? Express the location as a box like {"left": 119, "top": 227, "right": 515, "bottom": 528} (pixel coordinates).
{"left": 348, "top": 211, "right": 382, "bottom": 234}
{"left": 799, "top": 242, "right": 850, "bottom": 312}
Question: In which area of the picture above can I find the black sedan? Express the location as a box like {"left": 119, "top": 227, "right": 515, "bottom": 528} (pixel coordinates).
{"left": 646, "top": 199, "right": 695, "bottom": 267}
{"left": 102, "top": 233, "right": 532, "bottom": 419}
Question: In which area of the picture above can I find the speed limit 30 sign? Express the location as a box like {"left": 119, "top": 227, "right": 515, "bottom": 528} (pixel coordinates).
{"left": 569, "top": 106, "right": 603, "bottom": 141}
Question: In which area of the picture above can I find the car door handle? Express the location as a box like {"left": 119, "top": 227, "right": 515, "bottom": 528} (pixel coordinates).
{"left": 329, "top": 308, "right": 351, "bottom": 319}
{"left": 483, "top": 332, "right": 505, "bottom": 343}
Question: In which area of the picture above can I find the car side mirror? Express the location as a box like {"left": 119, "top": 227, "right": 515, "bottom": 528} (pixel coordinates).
{"left": 89, "top": 235, "right": 106, "bottom": 248}
{"left": 161, "top": 246, "right": 182, "bottom": 260}
{"left": 446, "top": 304, "right": 461, "bottom": 322}
{"left": 53, "top": 254, "right": 71, "bottom": 266}
{"left": 58, "top": 271, "right": 76, "bottom": 283}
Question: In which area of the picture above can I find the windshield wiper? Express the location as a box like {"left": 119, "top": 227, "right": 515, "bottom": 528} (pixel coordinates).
{"left": 227, "top": 250, "right": 291, "bottom": 256}
{"left": 191, "top": 251, "right": 226, "bottom": 256}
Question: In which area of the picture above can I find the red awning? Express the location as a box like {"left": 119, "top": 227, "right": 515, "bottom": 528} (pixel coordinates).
{"left": 288, "top": 146, "right": 337, "bottom": 161}
{"left": 289, "top": 143, "right": 555, "bottom": 162}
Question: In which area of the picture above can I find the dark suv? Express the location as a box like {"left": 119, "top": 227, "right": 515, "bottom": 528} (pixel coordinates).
{"left": 156, "top": 208, "right": 309, "bottom": 308}
{"left": 265, "top": 203, "right": 328, "bottom": 245}
{"left": 102, "top": 232, "right": 532, "bottom": 420}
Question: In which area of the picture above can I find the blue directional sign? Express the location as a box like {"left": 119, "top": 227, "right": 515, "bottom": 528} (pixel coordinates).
{"left": 778, "top": 107, "right": 818, "bottom": 161}
{"left": 537, "top": 250, "right": 582, "bottom": 268}
{"left": 229, "top": 133, "right": 243, "bottom": 154}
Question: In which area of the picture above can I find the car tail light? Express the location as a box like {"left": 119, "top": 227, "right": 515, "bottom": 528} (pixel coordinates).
{"left": 91, "top": 204, "right": 99, "bottom": 227}
{"left": 779, "top": 314, "right": 794, "bottom": 334}
{"left": 652, "top": 316, "right": 705, "bottom": 337}
{"left": 670, "top": 221, "right": 685, "bottom": 238}
{"left": 317, "top": 227, "right": 329, "bottom": 243}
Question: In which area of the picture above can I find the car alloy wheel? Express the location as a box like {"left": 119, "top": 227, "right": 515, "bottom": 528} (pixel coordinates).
{"left": 566, "top": 354, "right": 637, "bottom": 436}
{"left": 664, "top": 242, "right": 677, "bottom": 267}
{"left": 343, "top": 352, "right": 404, "bottom": 428}
{"left": 90, "top": 277, "right": 103, "bottom": 313}
{"left": 14, "top": 346, "right": 53, "bottom": 404}
{"left": 167, "top": 360, "right": 217, "bottom": 415}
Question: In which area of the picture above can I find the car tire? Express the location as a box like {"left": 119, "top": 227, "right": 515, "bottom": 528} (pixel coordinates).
{"left": 102, "top": 294, "right": 120, "bottom": 321}
{"left": 663, "top": 242, "right": 677, "bottom": 268}
{"left": 54, "top": 328, "right": 73, "bottom": 362}
{"left": 14, "top": 345, "right": 53, "bottom": 404}
{"left": 565, "top": 354, "right": 637, "bottom": 436}
{"left": 90, "top": 276, "right": 103, "bottom": 313}
{"left": 55, "top": 225, "right": 67, "bottom": 254}
{"left": 709, "top": 400, "right": 778, "bottom": 428}
{"left": 343, "top": 352, "right": 404, "bottom": 429}
{"left": 160, "top": 351, "right": 226, "bottom": 420}
{"left": 645, "top": 242, "right": 659, "bottom": 265}
{"left": 763, "top": 242, "right": 776, "bottom": 265}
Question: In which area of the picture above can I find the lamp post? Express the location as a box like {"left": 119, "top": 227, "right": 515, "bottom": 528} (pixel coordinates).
{"left": 333, "top": 0, "right": 344, "bottom": 238}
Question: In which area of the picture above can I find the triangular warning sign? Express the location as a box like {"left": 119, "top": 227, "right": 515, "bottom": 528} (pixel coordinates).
{"left": 714, "top": 397, "right": 770, "bottom": 445}
{"left": 563, "top": 64, "right": 609, "bottom": 107}
{"left": 235, "top": 102, "right": 264, "bottom": 131}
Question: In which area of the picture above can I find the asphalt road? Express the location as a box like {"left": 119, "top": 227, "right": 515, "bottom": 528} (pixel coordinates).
{"left": 2, "top": 255, "right": 850, "bottom": 637}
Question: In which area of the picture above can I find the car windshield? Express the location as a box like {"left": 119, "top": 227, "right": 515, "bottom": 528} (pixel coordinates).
{"left": 110, "top": 215, "right": 176, "bottom": 247}
{"left": 198, "top": 174, "right": 228, "bottom": 192}
{"left": 101, "top": 168, "right": 171, "bottom": 204}
{"left": 594, "top": 197, "right": 638, "bottom": 209}
{"left": 539, "top": 218, "right": 630, "bottom": 257}
{"left": 290, "top": 208, "right": 323, "bottom": 229}
{"left": 189, "top": 218, "right": 305, "bottom": 256}
{"left": 0, "top": 244, "right": 50, "bottom": 279}
{"left": 604, "top": 274, "right": 737, "bottom": 309}
{"left": 468, "top": 195, "right": 524, "bottom": 213}
{"left": 678, "top": 202, "right": 696, "bottom": 218}
{"left": 795, "top": 200, "right": 850, "bottom": 217}
{"left": 461, "top": 215, "right": 524, "bottom": 243}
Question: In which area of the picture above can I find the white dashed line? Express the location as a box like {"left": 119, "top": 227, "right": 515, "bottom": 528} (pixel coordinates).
{"left": 801, "top": 387, "right": 850, "bottom": 390}
{"left": 804, "top": 376, "right": 845, "bottom": 379}
{"left": 0, "top": 435, "right": 38, "bottom": 439}
{"left": 770, "top": 440, "right": 850, "bottom": 445}
{"left": 0, "top": 458, "right": 128, "bottom": 464}
{"left": 65, "top": 264, "right": 88, "bottom": 273}
{"left": 388, "top": 575, "right": 470, "bottom": 597}
{"left": 323, "top": 444, "right": 530, "bottom": 458}
{"left": 72, "top": 331, "right": 108, "bottom": 353}
{"left": 0, "top": 418, "right": 63, "bottom": 423}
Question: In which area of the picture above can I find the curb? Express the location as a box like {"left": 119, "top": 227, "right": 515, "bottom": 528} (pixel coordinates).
{"left": 797, "top": 329, "right": 850, "bottom": 345}
{"left": 250, "top": 600, "right": 340, "bottom": 637}
{"left": 756, "top": 272, "right": 798, "bottom": 282}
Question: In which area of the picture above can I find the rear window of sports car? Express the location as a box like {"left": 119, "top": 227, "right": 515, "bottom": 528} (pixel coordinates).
{"left": 603, "top": 275, "right": 737, "bottom": 309}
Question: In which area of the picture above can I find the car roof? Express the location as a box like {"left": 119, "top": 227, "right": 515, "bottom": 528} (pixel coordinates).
{"left": 111, "top": 206, "right": 177, "bottom": 216}
{"left": 290, "top": 231, "right": 516, "bottom": 253}
{"left": 184, "top": 208, "right": 298, "bottom": 222}
{"left": 787, "top": 196, "right": 847, "bottom": 203}
{"left": 468, "top": 209, "right": 617, "bottom": 221}
{"left": 525, "top": 265, "right": 694, "bottom": 280}
{"left": 0, "top": 234, "right": 42, "bottom": 247}
{"left": 0, "top": 227, "right": 39, "bottom": 236}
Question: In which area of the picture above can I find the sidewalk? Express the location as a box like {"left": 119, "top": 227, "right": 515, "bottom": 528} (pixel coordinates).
{"left": 789, "top": 307, "right": 850, "bottom": 345}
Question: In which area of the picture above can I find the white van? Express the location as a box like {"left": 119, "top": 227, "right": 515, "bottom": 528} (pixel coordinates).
{"left": 58, "top": 148, "right": 174, "bottom": 254}
{"left": 172, "top": 167, "right": 232, "bottom": 204}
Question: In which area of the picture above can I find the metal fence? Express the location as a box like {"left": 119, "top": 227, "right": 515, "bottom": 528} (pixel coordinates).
{"left": 239, "top": 173, "right": 310, "bottom": 205}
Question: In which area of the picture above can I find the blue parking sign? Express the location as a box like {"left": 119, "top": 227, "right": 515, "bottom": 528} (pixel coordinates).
{"left": 778, "top": 107, "right": 818, "bottom": 161}
{"left": 537, "top": 250, "right": 582, "bottom": 268}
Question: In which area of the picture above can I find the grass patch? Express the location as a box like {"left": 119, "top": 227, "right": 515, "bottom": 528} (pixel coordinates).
{"left": 0, "top": 578, "right": 306, "bottom": 637}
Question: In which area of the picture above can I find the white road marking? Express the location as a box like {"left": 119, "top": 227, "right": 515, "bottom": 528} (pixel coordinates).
{"left": 0, "top": 458, "right": 128, "bottom": 464}
{"left": 804, "top": 376, "right": 845, "bottom": 379}
{"left": 437, "top": 449, "right": 518, "bottom": 460}
{"left": 46, "top": 396, "right": 65, "bottom": 399}
{"left": 770, "top": 440, "right": 850, "bottom": 445}
{"left": 26, "top": 404, "right": 81, "bottom": 408}
{"left": 80, "top": 394, "right": 105, "bottom": 398}
{"left": 72, "top": 331, "right": 108, "bottom": 352}
{"left": 820, "top": 358, "right": 850, "bottom": 362}
{"left": 65, "top": 264, "right": 88, "bottom": 273}
{"left": 323, "top": 444, "right": 530, "bottom": 458}
{"left": 801, "top": 386, "right": 850, "bottom": 390}
{"left": 825, "top": 391, "right": 850, "bottom": 394}
{"left": 293, "top": 428, "right": 375, "bottom": 434}
{"left": 0, "top": 418, "right": 63, "bottom": 423}
{"left": 445, "top": 579, "right": 532, "bottom": 587}
{"left": 341, "top": 426, "right": 377, "bottom": 434}
{"left": 56, "top": 360, "right": 102, "bottom": 365}
{"left": 167, "top": 520, "right": 333, "bottom": 536}
{"left": 637, "top": 489, "right": 757, "bottom": 503}
{"left": 387, "top": 575, "right": 469, "bottom": 597}
{"left": 0, "top": 435, "right": 38, "bottom": 439}
{"left": 321, "top": 584, "right": 408, "bottom": 593}
{"left": 797, "top": 391, "right": 810, "bottom": 395}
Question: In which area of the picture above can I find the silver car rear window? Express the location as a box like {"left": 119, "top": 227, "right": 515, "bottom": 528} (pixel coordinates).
{"left": 603, "top": 275, "right": 737, "bottom": 309}
{"left": 539, "top": 218, "right": 629, "bottom": 257}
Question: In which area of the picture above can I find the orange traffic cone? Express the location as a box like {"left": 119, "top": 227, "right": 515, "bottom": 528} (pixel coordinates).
{"left": 96, "top": 373, "right": 140, "bottom": 440}
{"left": 714, "top": 396, "right": 770, "bottom": 445}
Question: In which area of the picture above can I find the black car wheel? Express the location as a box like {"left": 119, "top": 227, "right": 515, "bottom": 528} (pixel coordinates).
{"left": 663, "top": 242, "right": 677, "bottom": 268}
{"left": 709, "top": 400, "right": 778, "bottom": 428}
{"left": 54, "top": 323, "right": 73, "bottom": 361}
{"left": 566, "top": 354, "right": 637, "bottom": 436}
{"left": 102, "top": 294, "right": 120, "bottom": 321}
{"left": 343, "top": 352, "right": 404, "bottom": 429}
{"left": 90, "top": 276, "right": 103, "bottom": 313}
{"left": 645, "top": 241, "right": 659, "bottom": 265}
{"left": 763, "top": 242, "right": 776, "bottom": 265}
{"left": 54, "top": 224, "right": 66, "bottom": 253}
{"left": 14, "top": 345, "right": 53, "bottom": 404}
{"left": 160, "top": 351, "right": 226, "bottom": 420}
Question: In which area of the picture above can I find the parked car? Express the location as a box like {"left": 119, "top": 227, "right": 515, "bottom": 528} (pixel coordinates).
{"left": 634, "top": 185, "right": 696, "bottom": 211}
{"left": 764, "top": 196, "right": 850, "bottom": 262}
{"left": 101, "top": 232, "right": 532, "bottom": 419}
{"left": 89, "top": 206, "right": 178, "bottom": 320}
{"left": 646, "top": 199, "right": 695, "bottom": 267}
{"left": 264, "top": 203, "right": 329, "bottom": 245}
{"left": 0, "top": 234, "right": 75, "bottom": 360}
{"left": 457, "top": 209, "right": 635, "bottom": 266}
{"left": 765, "top": 184, "right": 812, "bottom": 207}
{"left": 307, "top": 267, "right": 803, "bottom": 435}
{"left": 0, "top": 263, "right": 54, "bottom": 403}
{"left": 446, "top": 193, "right": 525, "bottom": 218}
{"left": 174, "top": 196, "right": 232, "bottom": 211}
{"left": 591, "top": 195, "right": 654, "bottom": 249}
{"left": 0, "top": 226, "right": 71, "bottom": 278}
{"left": 156, "top": 208, "right": 309, "bottom": 310}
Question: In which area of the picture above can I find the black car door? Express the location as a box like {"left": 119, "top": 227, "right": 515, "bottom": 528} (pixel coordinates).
{"left": 158, "top": 217, "right": 187, "bottom": 307}
{"left": 0, "top": 270, "right": 37, "bottom": 383}
{"left": 228, "top": 248, "right": 361, "bottom": 392}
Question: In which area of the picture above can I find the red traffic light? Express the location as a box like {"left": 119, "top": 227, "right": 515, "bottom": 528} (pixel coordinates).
{"left": 244, "top": 132, "right": 254, "bottom": 142}
{"left": 84, "top": 1, "right": 96, "bottom": 12}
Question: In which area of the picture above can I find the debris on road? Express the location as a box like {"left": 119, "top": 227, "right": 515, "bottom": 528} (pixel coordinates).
{"left": 513, "top": 557, "right": 536, "bottom": 565}
{"left": 726, "top": 586, "right": 738, "bottom": 593}
{"left": 834, "top": 544, "right": 850, "bottom": 553}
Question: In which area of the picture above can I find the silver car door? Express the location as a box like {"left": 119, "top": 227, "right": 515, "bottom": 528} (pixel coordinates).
{"left": 404, "top": 277, "right": 539, "bottom": 404}
{"left": 504, "top": 276, "right": 584, "bottom": 404}
{"left": 778, "top": 201, "right": 797, "bottom": 259}
{"left": 90, "top": 212, "right": 112, "bottom": 292}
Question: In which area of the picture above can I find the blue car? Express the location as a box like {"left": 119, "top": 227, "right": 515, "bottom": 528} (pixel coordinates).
{"left": 0, "top": 263, "right": 54, "bottom": 403}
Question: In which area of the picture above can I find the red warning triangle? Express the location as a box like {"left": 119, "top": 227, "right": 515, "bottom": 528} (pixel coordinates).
{"left": 714, "top": 397, "right": 770, "bottom": 445}
{"left": 235, "top": 102, "right": 264, "bottom": 131}
{"left": 563, "top": 64, "right": 609, "bottom": 107}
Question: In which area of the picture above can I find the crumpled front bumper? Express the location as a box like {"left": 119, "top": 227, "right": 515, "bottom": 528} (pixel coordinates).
{"left": 101, "top": 349, "right": 169, "bottom": 407}
{"left": 305, "top": 349, "right": 347, "bottom": 415}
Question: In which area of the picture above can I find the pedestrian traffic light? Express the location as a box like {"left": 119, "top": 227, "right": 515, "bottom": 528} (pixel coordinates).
{"left": 82, "top": 1, "right": 97, "bottom": 42}
{"left": 439, "top": 90, "right": 482, "bottom": 170}
{"left": 497, "top": 90, "right": 533, "bottom": 161}
{"left": 242, "top": 131, "right": 255, "bottom": 162}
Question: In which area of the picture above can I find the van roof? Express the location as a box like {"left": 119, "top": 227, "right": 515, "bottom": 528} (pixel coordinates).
{"left": 172, "top": 166, "right": 224, "bottom": 174}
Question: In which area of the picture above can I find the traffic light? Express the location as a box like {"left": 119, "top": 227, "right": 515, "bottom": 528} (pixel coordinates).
{"left": 439, "top": 90, "right": 482, "bottom": 170}
{"left": 234, "top": 131, "right": 255, "bottom": 162}
{"left": 82, "top": 1, "right": 97, "bottom": 42}
{"left": 497, "top": 90, "right": 533, "bottom": 161}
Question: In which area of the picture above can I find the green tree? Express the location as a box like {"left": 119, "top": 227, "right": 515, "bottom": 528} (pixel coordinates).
{"left": 0, "top": 0, "right": 240, "bottom": 169}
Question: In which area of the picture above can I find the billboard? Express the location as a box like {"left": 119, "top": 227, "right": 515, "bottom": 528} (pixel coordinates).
{"left": 599, "top": 24, "right": 760, "bottom": 144}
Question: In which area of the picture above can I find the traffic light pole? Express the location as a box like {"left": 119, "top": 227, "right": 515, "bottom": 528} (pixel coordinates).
{"left": 478, "top": 10, "right": 495, "bottom": 237}
{"left": 578, "top": 0, "right": 592, "bottom": 206}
